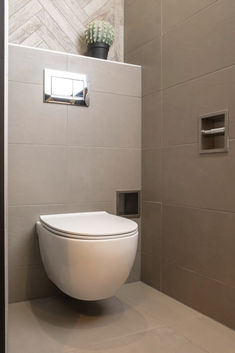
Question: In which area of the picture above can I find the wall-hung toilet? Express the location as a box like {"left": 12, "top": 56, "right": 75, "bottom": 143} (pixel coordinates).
{"left": 36, "top": 211, "right": 138, "bottom": 301}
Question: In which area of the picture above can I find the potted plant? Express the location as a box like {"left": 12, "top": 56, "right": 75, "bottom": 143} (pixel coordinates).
{"left": 85, "top": 21, "right": 115, "bottom": 60}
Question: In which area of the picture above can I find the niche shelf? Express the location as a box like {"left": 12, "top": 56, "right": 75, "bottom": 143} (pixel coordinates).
{"left": 199, "top": 111, "right": 229, "bottom": 154}
{"left": 116, "top": 190, "right": 140, "bottom": 218}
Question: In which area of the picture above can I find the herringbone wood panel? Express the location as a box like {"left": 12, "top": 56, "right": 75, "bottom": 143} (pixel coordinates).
{"left": 9, "top": 0, "right": 124, "bottom": 61}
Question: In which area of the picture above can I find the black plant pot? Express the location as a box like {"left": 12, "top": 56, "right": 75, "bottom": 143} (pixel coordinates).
{"left": 87, "top": 42, "right": 110, "bottom": 60}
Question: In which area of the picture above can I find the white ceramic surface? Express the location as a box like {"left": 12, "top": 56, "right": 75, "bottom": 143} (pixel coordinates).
{"left": 36, "top": 212, "right": 138, "bottom": 300}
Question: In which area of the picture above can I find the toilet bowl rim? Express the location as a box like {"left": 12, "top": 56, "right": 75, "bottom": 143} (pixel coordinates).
{"left": 37, "top": 221, "right": 139, "bottom": 240}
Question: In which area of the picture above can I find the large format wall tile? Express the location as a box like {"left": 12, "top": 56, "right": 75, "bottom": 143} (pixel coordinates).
{"left": 125, "top": 37, "right": 161, "bottom": 96}
{"left": 141, "top": 252, "right": 161, "bottom": 290}
{"left": 142, "top": 148, "right": 162, "bottom": 202}
{"left": 67, "top": 147, "right": 141, "bottom": 203}
{"left": 68, "top": 92, "right": 141, "bottom": 148}
{"left": 163, "top": 204, "right": 235, "bottom": 288}
{"left": 162, "top": 264, "right": 235, "bottom": 330}
{"left": 163, "top": 142, "right": 235, "bottom": 212}
{"left": 9, "top": 144, "right": 68, "bottom": 206}
{"left": 8, "top": 45, "right": 142, "bottom": 302}
{"left": 143, "top": 91, "right": 162, "bottom": 149}
{"left": 8, "top": 202, "right": 114, "bottom": 269}
{"left": 163, "top": 0, "right": 235, "bottom": 87}
{"left": 9, "top": 44, "right": 141, "bottom": 94}
{"left": 163, "top": 64, "right": 235, "bottom": 146}
{"left": 141, "top": 202, "right": 162, "bottom": 290}
{"left": 125, "top": 0, "right": 161, "bottom": 54}
{"left": 9, "top": 81, "right": 67, "bottom": 145}
{"left": 9, "top": 44, "right": 67, "bottom": 84}
{"left": 163, "top": 0, "right": 217, "bottom": 33}
{"left": 8, "top": 263, "right": 57, "bottom": 303}
{"left": 68, "top": 54, "right": 141, "bottom": 97}
{"left": 142, "top": 202, "right": 162, "bottom": 256}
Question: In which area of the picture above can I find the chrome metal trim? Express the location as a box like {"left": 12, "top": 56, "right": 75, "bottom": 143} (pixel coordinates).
{"left": 44, "top": 69, "right": 89, "bottom": 107}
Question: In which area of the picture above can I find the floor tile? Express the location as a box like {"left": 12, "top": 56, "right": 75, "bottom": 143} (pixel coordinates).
{"left": 8, "top": 289, "right": 162, "bottom": 353}
{"left": 67, "top": 327, "right": 208, "bottom": 353}
{"left": 8, "top": 282, "right": 235, "bottom": 353}
{"left": 173, "top": 315, "right": 235, "bottom": 353}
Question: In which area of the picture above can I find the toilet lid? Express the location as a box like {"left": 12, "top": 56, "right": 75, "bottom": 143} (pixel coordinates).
{"left": 40, "top": 211, "right": 138, "bottom": 237}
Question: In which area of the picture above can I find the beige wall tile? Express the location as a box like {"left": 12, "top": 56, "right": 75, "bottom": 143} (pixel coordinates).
{"left": 8, "top": 264, "right": 57, "bottom": 303}
{"left": 125, "top": 0, "right": 161, "bottom": 54}
{"left": 8, "top": 44, "right": 142, "bottom": 302}
{"left": 163, "top": 0, "right": 235, "bottom": 87}
{"left": 9, "top": 81, "right": 67, "bottom": 145}
{"left": 9, "top": 144, "right": 68, "bottom": 206}
{"left": 9, "top": 44, "right": 67, "bottom": 84}
{"left": 68, "top": 54, "right": 141, "bottom": 97}
{"left": 68, "top": 92, "right": 141, "bottom": 148}
{"left": 67, "top": 147, "right": 141, "bottom": 204}
{"left": 163, "top": 142, "right": 235, "bottom": 212}
{"left": 163, "top": 0, "right": 217, "bottom": 33}
{"left": 163, "top": 204, "right": 235, "bottom": 288}
{"left": 8, "top": 201, "right": 114, "bottom": 268}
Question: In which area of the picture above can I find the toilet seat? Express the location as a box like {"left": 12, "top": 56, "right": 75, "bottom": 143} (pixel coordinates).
{"left": 40, "top": 211, "right": 138, "bottom": 240}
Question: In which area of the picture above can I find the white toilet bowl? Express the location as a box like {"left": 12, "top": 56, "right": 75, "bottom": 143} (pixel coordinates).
{"left": 36, "top": 211, "right": 138, "bottom": 300}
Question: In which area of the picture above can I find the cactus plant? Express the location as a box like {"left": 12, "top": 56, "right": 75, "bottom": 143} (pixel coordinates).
{"left": 84, "top": 21, "right": 115, "bottom": 59}
{"left": 85, "top": 21, "right": 115, "bottom": 46}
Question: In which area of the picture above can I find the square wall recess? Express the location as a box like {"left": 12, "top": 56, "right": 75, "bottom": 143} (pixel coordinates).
{"left": 116, "top": 191, "right": 140, "bottom": 218}
{"left": 199, "top": 111, "right": 229, "bottom": 154}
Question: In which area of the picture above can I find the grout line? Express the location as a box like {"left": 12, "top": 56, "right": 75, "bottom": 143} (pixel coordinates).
{"left": 125, "top": 32, "right": 162, "bottom": 58}
{"left": 162, "top": 200, "right": 235, "bottom": 217}
{"left": 8, "top": 0, "right": 31, "bottom": 18}
{"left": 8, "top": 201, "right": 115, "bottom": 208}
{"left": 8, "top": 79, "right": 141, "bottom": 99}
{"left": 163, "top": 61, "right": 235, "bottom": 90}
{"left": 162, "top": 0, "right": 219, "bottom": 36}
{"left": 159, "top": 0, "right": 164, "bottom": 292}
{"left": 62, "top": 325, "right": 170, "bottom": 353}
{"left": 177, "top": 264, "right": 235, "bottom": 291}
{"left": 9, "top": 142, "right": 141, "bottom": 150}
{"left": 142, "top": 201, "right": 162, "bottom": 205}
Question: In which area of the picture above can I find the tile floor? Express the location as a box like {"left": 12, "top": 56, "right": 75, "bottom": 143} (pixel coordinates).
{"left": 8, "top": 282, "right": 235, "bottom": 353}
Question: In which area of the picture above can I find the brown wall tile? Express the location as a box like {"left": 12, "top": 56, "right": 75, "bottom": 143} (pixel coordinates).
{"left": 162, "top": 264, "right": 235, "bottom": 330}
{"left": 142, "top": 202, "right": 162, "bottom": 256}
{"left": 143, "top": 91, "right": 162, "bottom": 149}
{"left": 163, "top": 142, "right": 235, "bottom": 212}
{"left": 163, "top": 65, "right": 235, "bottom": 146}
{"left": 142, "top": 149, "right": 162, "bottom": 202}
{"left": 141, "top": 252, "right": 161, "bottom": 290}
{"left": 125, "top": 38, "right": 162, "bottom": 96}
{"left": 163, "top": 1, "right": 235, "bottom": 87}
{"left": 163, "top": 0, "right": 217, "bottom": 33}
{"left": 125, "top": 0, "right": 161, "bottom": 54}
{"left": 163, "top": 204, "right": 235, "bottom": 288}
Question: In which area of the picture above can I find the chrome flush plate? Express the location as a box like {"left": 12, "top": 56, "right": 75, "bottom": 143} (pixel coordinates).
{"left": 44, "top": 69, "right": 89, "bottom": 106}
